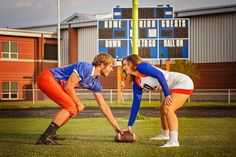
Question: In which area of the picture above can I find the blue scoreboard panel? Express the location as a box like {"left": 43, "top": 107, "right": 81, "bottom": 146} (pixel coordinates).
{"left": 113, "top": 7, "right": 173, "bottom": 19}
{"left": 158, "top": 19, "right": 189, "bottom": 59}
{"left": 98, "top": 6, "right": 189, "bottom": 59}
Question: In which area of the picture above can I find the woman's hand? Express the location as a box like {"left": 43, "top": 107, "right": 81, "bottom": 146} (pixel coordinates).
{"left": 126, "top": 126, "right": 133, "bottom": 133}
{"left": 163, "top": 95, "right": 172, "bottom": 106}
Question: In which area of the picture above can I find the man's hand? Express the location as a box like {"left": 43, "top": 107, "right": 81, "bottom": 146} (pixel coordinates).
{"left": 115, "top": 125, "right": 123, "bottom": 134}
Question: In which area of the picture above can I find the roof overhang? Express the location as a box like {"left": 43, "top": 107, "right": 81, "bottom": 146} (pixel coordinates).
{"left": 0, "top": 28, "right": 57, "bottom": 38}
{"left": 61, "top": 21, "right": 97, "bottom": 29}
{"left": 175, "top": 4, "right": 236, "bottom": 17}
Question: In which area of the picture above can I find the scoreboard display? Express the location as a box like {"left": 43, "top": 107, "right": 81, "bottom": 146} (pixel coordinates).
{"left": 113, "top": 7, "right": 173, "bottom": 19}
{"left": 98, "top": 6, "right": 189, "bottom": 59}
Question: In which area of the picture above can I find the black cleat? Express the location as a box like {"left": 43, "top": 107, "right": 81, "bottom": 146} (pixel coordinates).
{"left": 52, "top": 134, "right": 65, "bottom": 140}
{"left": 35, "top": 135, "right": 58, "bottom": 145}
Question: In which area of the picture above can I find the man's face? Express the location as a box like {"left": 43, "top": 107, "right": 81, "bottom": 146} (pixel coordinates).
{"left": 101, "top": 63, "right": 113, "bottom": 77}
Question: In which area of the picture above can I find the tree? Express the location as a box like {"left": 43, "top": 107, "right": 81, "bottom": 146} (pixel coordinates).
{"left": 161, "top": 60, "right": 199, "bottom": 80}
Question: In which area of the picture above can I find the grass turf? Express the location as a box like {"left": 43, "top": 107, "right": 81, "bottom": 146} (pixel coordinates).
{"left": 0, "top": 118, "right": 235, "bottom": 157}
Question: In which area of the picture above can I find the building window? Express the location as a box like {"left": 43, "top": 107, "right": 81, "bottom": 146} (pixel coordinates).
{"left": 1, "top": 82, "right": 18, "bottom": 100}
{"left": 2, "top": 41, "right": 18, "bottom": 59}
{"left": 44, "top": 44, "right": 58, "bottom": 60}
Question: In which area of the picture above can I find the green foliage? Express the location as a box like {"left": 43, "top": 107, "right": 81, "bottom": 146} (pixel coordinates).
{"left": 162, "top": 59, "right": 199, "bottom": 80}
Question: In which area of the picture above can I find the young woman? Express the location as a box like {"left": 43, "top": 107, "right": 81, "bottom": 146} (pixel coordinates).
{"left": 122, "top": 54, "right": 194, "bottom": 147}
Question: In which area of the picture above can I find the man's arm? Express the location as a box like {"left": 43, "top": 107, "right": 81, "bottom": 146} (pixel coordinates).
{"left": 93, "top": 92, "right": 121, "bottom": 133}
{"left": 64, "top": 71, "right": 84, "bottom": 112}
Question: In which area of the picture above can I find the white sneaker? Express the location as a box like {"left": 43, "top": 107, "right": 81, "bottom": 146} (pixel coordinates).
{"left": 150, "top": 134, "right": 169, "bottom": 141}
{"left": 160, "top": 140, "right": 179, "bottom": 148}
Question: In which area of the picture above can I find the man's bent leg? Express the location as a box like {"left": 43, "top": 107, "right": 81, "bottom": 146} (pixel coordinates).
{"left": 53, "top": 109, "right": 71, "bottom": 127}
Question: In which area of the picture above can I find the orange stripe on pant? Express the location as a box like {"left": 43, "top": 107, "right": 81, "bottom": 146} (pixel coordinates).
{"left": 37, "top": 69, "right": 78, "bottom": 117}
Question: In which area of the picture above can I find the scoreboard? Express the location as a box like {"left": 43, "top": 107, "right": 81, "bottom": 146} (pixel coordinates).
{"left": 98, "top": 6, "right": 189, "bottom": 59}
{"left": 113, "top": 7, "right": 173, "bottom": 19}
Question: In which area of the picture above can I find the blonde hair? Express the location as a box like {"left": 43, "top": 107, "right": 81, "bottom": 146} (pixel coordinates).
{"left": 92, "top": 53, "right": 114, "bottom": 67}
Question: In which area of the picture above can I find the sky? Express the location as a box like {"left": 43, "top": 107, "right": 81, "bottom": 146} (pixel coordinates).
{"left": 0, "top": 0, "right": 236, "bottom": 28}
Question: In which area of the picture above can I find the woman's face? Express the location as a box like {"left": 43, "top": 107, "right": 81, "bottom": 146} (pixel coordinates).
{"left": 122, "top": 59, "right": 132, "bottom": 75}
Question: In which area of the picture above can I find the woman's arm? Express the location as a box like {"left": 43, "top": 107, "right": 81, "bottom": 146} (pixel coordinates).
{"left": 128, "top": 81, "right": 143, "bottom": 127}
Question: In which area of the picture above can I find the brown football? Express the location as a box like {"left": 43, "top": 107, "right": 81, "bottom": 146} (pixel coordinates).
{"left": 114, "top": 130, "right": 137, "bottom": 143}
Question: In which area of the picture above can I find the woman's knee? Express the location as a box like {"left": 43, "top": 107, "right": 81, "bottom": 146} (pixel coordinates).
{"left": 162, "top": 105, "right": 175, "bottom": 115}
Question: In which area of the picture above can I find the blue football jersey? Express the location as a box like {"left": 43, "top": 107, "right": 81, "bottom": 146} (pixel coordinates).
{"left": 50, "top": 62, "right": 102, "bottom": 92}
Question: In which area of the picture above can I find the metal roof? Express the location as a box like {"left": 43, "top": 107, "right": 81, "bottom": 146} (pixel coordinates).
{"left": 0, "top": 28, "right": 57, "bottom": 38}
{"left": 62, "top": 13, "right": 96, "bottom": 23}
{"left": 62, "top": 12, "right": 112, "bottom": 23}
{"left": 175, "top": 4, "right": 236, "bottom": 17}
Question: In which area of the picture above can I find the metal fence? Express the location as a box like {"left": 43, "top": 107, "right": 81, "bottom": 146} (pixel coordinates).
{"left": 103, "top": 89, "right": 236, "bottom": 104}
{"left": 1, "top": 88, "right": 236, "bottom": 104}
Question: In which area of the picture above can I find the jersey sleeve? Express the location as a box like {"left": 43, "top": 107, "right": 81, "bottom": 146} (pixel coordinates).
{"left": 91, "top": 80, "right": 102, "bottom": 93}
{"left": 73, "top": 62, "right": 90, "bottom": 81}
{"left": 128, "top": 80, "right": 143, "bottom": 127}
{"left": 137, "top": 62, "right": 170, "bottom": 97}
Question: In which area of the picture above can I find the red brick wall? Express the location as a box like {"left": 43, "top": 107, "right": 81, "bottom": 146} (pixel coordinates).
{"left": 69, "top": 28, "right": 78, "bottom": 64}
{"left": 0, "top": 35, "right": 57, "bottom": 100}
{"left": 194, "top": 62, "right": 236, "bottom": 89}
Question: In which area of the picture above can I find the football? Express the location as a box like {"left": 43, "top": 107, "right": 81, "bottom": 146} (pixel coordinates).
{"left": 114, "top": 130, "right": 137, "bottom": 143}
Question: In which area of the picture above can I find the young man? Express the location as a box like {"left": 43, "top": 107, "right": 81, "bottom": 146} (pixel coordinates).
{"left": 36, "top": 53, "right": 122, "bottom": 145}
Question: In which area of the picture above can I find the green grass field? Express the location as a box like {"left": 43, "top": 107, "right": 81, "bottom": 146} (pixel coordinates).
{"left": 0, "top": 100, "right": 236, "bottom": 109}
{"left": 0, "top": 118, "right": 235, "bottom": 157}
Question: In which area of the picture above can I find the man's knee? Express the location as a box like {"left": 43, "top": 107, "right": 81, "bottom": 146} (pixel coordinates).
{"left": 67, "top": 107, "right": 78, "bottom": 117}
{"left": 63, "top": 102, "right": 78, "bottom": 117}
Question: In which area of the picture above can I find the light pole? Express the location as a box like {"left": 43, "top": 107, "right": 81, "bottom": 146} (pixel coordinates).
{"left": 132, "top": 0, "right": 138, "bottom": 55}
{"left": 57, "top": 0, "right": 61, "bottom": 67}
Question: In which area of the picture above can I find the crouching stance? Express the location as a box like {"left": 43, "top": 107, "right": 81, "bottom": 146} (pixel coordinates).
{"left": 122, "top": 54, "right": 194, "bottom": 147}
{"left": 36, "top": 53, "right": 122, "bottom": 145}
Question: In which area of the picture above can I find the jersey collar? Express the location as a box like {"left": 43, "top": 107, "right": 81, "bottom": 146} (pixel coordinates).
{"left": 91, "top": 66, "right": 95, "bottom": 77}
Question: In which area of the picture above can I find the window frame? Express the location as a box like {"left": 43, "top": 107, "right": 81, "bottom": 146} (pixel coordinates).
{"left": 1, "top": 82, "right": 18, "bottom": 100}
{"left": 2, "top": 41, "right": 18, "bottom": 59}
{"left": 44, "top": 43, "right": 58, "bottom": 60}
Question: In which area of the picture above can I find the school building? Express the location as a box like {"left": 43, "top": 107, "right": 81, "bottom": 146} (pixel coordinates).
{"left": 0, "top": 4, "right": 236, "bottom": 101}
{"left": 0, "top": 29, "right": 57, "bottom": 100}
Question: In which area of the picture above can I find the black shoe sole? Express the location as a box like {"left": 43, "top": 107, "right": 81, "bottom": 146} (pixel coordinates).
{"left": 35, "top": 135, "right": 58, "bottom": 145}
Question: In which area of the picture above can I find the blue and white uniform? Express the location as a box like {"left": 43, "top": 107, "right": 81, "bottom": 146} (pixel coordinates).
{"left": 128, "top": 62, "right": 194, "bottom": 126}
{"left": 50, "top": 62, "right": 102, "bottom": 93}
